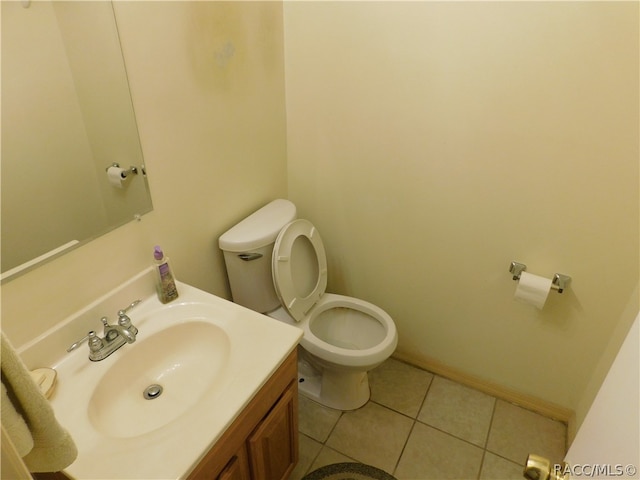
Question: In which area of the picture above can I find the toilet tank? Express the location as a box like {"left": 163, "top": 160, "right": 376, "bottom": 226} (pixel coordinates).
{"left": 218, "top": 199, "right": 297, "bottom": 313}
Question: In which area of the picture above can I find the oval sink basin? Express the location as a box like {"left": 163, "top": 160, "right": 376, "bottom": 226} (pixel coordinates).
{"left": 87, "top": 321, "right": 230, "bottom": 438}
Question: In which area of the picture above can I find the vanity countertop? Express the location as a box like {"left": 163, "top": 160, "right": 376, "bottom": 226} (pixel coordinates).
{"left": 33, "top": 277, "right": 301, "bottom": 479}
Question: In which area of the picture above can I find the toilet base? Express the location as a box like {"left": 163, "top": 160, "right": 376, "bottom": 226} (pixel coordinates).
{"left": 297, "top": 352, "right": 370, "bottom": 411}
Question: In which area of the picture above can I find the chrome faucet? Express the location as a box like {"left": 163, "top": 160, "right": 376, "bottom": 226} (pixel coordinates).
{"left": 67, "top": 300, "right": 140, "bottom": 361}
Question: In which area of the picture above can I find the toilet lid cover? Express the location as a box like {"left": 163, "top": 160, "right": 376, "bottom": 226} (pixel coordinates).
{"left": 272, "top": 219, "right": 328, "bottom": 322}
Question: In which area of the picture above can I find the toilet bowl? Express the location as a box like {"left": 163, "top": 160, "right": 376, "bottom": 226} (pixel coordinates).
{"left": 218, "top": 200, "right": 398, "bottom": 410}
{"left": 268, "top": 294, "right": 396, "bottom": 410}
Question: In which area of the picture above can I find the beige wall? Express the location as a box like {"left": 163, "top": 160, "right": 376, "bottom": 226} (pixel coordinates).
{"left": 284, "top": 0, "right": 639, "bottom": 421}
{"left": 1, "top": 0, "right": 637, "bottom": 438}
{"left": 1, "top": 2, "right": 287, "bottom": 347}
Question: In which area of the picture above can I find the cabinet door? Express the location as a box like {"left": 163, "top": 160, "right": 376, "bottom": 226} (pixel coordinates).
{"left": 217, "top": 444, "right": 251, "bottom": 480}
{"left": 247, "top": 384, "right": 298, "bottom": 480}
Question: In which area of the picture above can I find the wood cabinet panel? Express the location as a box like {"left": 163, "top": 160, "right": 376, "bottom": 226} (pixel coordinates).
{"left": 248, "top": 385, "right": 298, "bottom": 480}
{"left": 218, "top": 444, "right": 251, "bottom": 480}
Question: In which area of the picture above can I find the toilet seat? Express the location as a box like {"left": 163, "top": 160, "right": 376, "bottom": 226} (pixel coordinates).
{"left": 300, "top": 293, "right": 397, "bottom": 368}
{"left": 272, "top": 219, "right": 328, "bottom": 322}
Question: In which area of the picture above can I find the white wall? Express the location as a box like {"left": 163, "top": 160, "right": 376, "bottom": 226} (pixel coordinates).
{"left": 283, "top": 1, "right": 639, "bottom": 424}
{"left": 566, "top": 315, "right": 639, "bottom": 476}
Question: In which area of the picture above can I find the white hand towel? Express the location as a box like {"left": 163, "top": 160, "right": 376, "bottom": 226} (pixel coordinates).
{"left": 1, "top": 332, "right": 77, "bottom": 473}
{"left": 1, "top": 381, "right": 34, "bottom": 456}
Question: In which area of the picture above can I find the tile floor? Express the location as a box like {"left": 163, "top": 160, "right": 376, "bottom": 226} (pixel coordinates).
{"left": 291, "top": 358, "right": 567, "bottom": 480}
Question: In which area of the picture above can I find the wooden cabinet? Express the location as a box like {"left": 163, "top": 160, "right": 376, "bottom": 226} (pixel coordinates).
{"left": 217, "top": 445, "right": 251, "bottom": 480}
{"left": 187, "top": 350, "right": 298, "bottom": 480}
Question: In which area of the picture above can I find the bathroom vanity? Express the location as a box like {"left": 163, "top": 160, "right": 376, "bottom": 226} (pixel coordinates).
{"left": 18, "top": 269, "right": 302, "bottom": 480}
{"left": 187, "top": 349, "right": 298, "bottom": 480}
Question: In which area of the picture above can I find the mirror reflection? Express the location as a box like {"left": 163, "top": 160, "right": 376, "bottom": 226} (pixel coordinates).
{"left": 1, "top": 1, "right": 153, "bottom": 280}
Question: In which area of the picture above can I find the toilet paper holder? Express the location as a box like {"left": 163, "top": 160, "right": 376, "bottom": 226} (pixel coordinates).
{"left": 509, "top": 261, "right": 571, "bottom": 293}
{"left": 106, "top": 163, "right": 138, "bottom": 179}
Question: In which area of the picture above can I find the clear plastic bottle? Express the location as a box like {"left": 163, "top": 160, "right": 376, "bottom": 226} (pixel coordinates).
{"left": 153, "top": 245, "right": 179, "bottom": 303}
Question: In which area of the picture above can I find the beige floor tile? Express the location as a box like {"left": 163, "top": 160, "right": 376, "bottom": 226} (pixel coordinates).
{"left": 290, "top": 434, "right": 323, "bottom": 480}
{"left": 486, "top": 400, "right": 566, "bottom": 465}
{"left": 370, "top": 358, "right": 434, "bottom": 417}
{"left": 418, "top": 376, "right": 495, "bottom": 447}
{"left": 298, "top": 394, "right": 342, "bottom": 443}
{"left": 479, "top": 452, "right": 525, "bottom": 480}
{"left": 309, "top": 446, "right": 357, "bottom": 473}
{"left": 325, "top": 402, "right": 414, "bottom": 473}
{"left": 394, "top": 422, "right": 484, "bottom": 480}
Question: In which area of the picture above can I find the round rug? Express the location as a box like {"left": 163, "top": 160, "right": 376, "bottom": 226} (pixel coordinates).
{"left": 302, "top": 462, "right": 398, "bottom": 480}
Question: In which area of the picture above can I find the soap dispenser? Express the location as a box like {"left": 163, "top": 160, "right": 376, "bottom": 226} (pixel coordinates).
{"left": 153, "top": 245, "right": 179, "bottom": 303}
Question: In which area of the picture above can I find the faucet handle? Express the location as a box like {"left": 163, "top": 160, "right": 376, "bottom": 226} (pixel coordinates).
{"left": 117, "top": 300, "right": 140, "bottom": 331}
{"left": 67, "top": 333, "right": 90, "bottom": 352}
{"left": 67, "top": 330, "right": 103, "bottom": 353}
{"left": 117, "top": 310, "right": 132, "bottom": 327}
{"left": 87, "top": 331, "right": 104, "bottom": 353}
{"left": 120, "top": 299, "right": 141, "bottom": 314}
{"left": 117, "top": 310, "right": 138, "bottom": 337}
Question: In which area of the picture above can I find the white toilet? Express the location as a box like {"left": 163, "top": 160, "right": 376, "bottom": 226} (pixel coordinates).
{"left": 219, "top": 199, "right": 398, "bottom": 410}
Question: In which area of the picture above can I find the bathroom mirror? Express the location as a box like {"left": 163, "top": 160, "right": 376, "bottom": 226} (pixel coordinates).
{"left": 1, "top": 1, "right": 153, "bottom": 281}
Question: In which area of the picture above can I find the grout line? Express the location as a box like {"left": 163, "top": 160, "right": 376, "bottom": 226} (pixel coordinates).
{"left": 296, "top": 395, "right": 345, "bottom": 478}
{"left": 476, "top": 451, "right": 487, "bottom": 480}
{"left": 484, "top": 397, "right": 499, "bottom": 448}
{"left": 391, "top": 416, "right": 417, "bottom": 476}
{"left": 322, "top": 409, "right": 344, "bottom": 445}
{"left": 487, "top": 450, "right": 528, "bottom": 466}
{"left": 297, "top": 404, "right": 345, "bottom": 479}
{"left": 299, "top": 432, "right": 323, "bottom": 477}
{"left": 412, "top": 418, "right": 488, "bottom": 451}
{"left": 390, "top": 371, "right": 434, "bottom": 475}
{"left": 475, "top": 400, "right": 498, "bottom": 479}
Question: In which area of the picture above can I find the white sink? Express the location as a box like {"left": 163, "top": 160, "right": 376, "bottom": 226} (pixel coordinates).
{"left": 35, "top": 271, "right": 301, "bottom": 479}
{"left": 88, "top": 319, "right": 230, "bottom": 439}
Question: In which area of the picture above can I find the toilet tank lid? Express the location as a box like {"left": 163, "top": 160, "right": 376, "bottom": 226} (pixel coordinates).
{"left": 218, "top": 199, "right": 297, "bottom": 252}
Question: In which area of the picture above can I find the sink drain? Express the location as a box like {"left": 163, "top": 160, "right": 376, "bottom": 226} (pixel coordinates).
{"left": 143, "top": 384, "right": 163, "bottom": 400}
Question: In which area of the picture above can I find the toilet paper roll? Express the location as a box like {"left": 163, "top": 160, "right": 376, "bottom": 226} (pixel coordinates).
{"left": 107, "top": 166, "right": 125, "bottom": 188}
{"left": 514, "top": 272, "right": 552, "bottom": 310}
